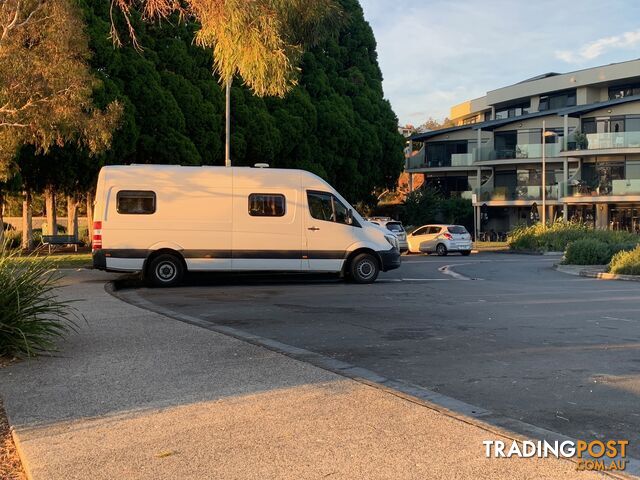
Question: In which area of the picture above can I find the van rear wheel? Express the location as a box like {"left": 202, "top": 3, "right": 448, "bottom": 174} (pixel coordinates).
{"left": 147, "top": 254, "right": 184, "bottom": 287}
{"left": 349, "top": 253, "right": 379, "bottom": 284}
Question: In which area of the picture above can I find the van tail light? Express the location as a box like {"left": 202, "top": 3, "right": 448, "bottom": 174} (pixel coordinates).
{"left": 92, "top": 221, "right": 102, "bottom": 251}
{"left": 442, "top": 233, "right": 453, "bottom": 240}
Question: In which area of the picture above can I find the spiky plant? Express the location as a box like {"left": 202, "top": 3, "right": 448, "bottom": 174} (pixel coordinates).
{"left": 0, "top": 246, "right": 79, "bottom": 358}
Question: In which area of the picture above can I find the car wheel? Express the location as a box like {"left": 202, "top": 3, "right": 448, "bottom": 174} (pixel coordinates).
{"left": 147, "top": 254, "right": 184, "bottom": 287}
{"left": 461, "top": 250, "right": 471, "bottom": 256}
{"left": 349, "top": 253, "right": 380, "bottom": 284}
{"left": 436, "top": 243, "right": 448, "bottom": 256}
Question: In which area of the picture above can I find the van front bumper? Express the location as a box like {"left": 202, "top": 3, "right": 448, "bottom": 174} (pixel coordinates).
{"left": 377, "top": 248, "right": 401, "bottom": 272}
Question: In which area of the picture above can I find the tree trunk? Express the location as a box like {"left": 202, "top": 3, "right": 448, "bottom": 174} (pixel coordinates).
{"left": 22, "top": 190, "right": 33, "bottom": 250}
{"left": 67, "top": 195, "right": 79, "bottom": 239}
{"left": 0, "top": 189, "right": 5, "bottom": 246}
{"left": 86, "top": 192, "right": 94, "bottom": 246}
{"left": 44, "top": 186, "right": 58, "bottom": 235}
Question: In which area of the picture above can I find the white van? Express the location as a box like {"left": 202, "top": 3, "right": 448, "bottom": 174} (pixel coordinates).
{"left": 92, "top": 165, "right": 401, "bottom": 286}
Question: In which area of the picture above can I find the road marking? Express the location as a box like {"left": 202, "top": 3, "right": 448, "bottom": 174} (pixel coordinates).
{"left": 602, "top": 316, "right": 635, "bottom": 323}
{"left": 377, "top": 278, "right": 451, "bottom": 283}
{"left": 438, "top": 264, "right": 483, "bottom": 281}
{"left": 402, "top": 278, "right": 450, "bottom": 281}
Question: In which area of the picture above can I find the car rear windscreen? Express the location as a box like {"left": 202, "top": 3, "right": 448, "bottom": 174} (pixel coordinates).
{"left": 448, "top": 226, "right": 468, "bottom": 234}
{"left": 386, "top": 222, "right": 404, "bottom": 232}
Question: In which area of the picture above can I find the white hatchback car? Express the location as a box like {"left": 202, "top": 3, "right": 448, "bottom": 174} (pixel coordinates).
{"left": 407, "top": 224, "right": 472, "bottom": 256}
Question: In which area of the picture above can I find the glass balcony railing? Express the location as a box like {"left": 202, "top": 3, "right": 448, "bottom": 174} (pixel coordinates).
{"left": 450, "top": 153, "right": 474, "bottom": 166}
{"left": 479, "top": 185, "right": 559, "bottom": 202}
{"left": 477, "top": 143, "right": 562, "bottom": 161}
{"left": 560, "top": 179, "right": 640, "bottom": 197}
{"left": 565, "top": 132, "right": 640, "bottom": 151}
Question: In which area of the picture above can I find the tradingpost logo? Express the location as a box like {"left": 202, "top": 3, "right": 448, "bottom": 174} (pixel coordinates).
{"left": 483, "top": 439, "right": 629, "bottom": 472}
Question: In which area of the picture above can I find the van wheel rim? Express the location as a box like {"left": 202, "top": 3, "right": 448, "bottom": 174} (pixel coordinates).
{"left": 156, "top": 262, "right": 177, "bottom": 282}
{"left": 357, "top": 259, "right": 375, "bottom": 279}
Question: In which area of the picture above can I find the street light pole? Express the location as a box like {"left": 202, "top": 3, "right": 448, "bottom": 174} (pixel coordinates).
{"left": 542, "top": 120, "right": 546, "bottom": 227}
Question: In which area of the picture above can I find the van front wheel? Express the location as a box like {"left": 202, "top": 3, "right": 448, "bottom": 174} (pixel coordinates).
{"left": 349, "top": 253, "right": 379, "bottom": 284}
{"left": 147, "top": 254, "right": 184, "bottom": 287}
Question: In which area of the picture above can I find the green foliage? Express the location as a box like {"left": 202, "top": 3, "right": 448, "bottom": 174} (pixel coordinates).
{"left": 564, "top": 239, "right": 613, "bottom": 265}
{"left": 0, "top": 247, "right": 79, "bottom": 357}
{"left": 402, "top": 188, "right": 442, "bottom": 227}
{"left": 75, "top": 0, "right": 403, "bottom": 204}
{"left": 0, "top": 0, "right": 121, "bottom": 180}
{"left": 509, "top": 221, "right": 640, "bottom": 253}
{"left": 402, "top": 187, "right": 473, "bottom": 230}
{"left": 609, "top": 246, "right": 640, "bottom": 275}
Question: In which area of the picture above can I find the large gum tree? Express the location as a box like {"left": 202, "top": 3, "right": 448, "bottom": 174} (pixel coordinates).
{"left": 0, "top": 0, "right": 121, "bottom": 246}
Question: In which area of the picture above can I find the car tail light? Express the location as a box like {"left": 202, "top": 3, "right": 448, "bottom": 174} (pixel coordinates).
{"left": 92, "top": 221, "right": 102, "bottom": 251}
{"left": 442, "top": 233, "right": 453, "bottom": 240}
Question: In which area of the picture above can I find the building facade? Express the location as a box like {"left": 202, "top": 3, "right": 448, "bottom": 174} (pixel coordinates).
{"left": 406, "top": 59, "right": 640, "bottom": 236}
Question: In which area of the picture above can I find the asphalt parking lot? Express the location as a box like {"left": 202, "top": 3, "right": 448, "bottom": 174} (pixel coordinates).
{"left": 117, "top": 252, "right": 640, "bottom": 458}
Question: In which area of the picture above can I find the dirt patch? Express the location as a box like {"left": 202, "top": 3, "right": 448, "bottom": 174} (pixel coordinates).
{"left": 0, "top": 398, "right": 26, "bottom": 480}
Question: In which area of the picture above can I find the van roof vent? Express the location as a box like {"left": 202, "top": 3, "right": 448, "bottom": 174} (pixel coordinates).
{"left": 254, "top": 163, "right": 270, "bottom": 168}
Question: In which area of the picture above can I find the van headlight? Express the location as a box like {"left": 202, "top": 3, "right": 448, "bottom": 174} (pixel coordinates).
{"left": 384, "top": 234, "right": 399, "bottom": 249}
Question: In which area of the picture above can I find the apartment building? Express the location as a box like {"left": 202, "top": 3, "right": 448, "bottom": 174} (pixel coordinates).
{"left": 406, "top": 59, "right": 640, "bottom": 236}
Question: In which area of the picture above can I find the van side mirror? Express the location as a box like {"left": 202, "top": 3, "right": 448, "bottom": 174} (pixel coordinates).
{"left": 346, "top": 209, "right": 353, "bottom": 225}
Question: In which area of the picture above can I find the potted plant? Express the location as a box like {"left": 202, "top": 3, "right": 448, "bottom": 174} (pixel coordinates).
{"left": 573, "top": 130, "right": 589, "bottom": 150}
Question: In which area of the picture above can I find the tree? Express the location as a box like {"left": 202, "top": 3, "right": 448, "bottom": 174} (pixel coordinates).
{"left": 112, "top": 0, "right": 340, "bottom": 167}
{"left": 419, "top": 117, "right": 455, "bottom": 131}
{"left": 80, "top": 0, "right": 403, "bottom": 205}
{"left": 0, "top": 0, "right": 121, "bottom": 175}
{"left": 0, "top": 0, "right": 122, "bottom": 244}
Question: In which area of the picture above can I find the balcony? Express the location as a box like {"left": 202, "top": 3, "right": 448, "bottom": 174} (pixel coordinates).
{"left": 565, "top": 132, "right": 640, "bottom": 152}
{"left": 561, "top": 179, "right": 640, "bottom": 198}
{"left": 478, "top": 143, "right": 562, "bottom": 161}
{"left": 479, "top": 185, "right": 559, "bottom": 202}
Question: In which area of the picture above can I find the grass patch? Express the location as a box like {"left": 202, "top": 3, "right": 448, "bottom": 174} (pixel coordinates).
{"left": 5, "top": 253, "right": 92, "bottom": 269}
{"left": 609, "top": 246, "right": 640, "bottom": 275}
{"left": 474, "top": 241, "right": 508, "bottom": 251}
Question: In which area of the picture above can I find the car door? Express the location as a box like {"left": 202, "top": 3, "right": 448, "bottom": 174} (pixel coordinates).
{"left": 422, "top": 226, "right": 442, "bottom": 252}
{"left": 304, "top": 190, "right": 358, "bottom": 272}
{"left": 409, "top": 226, "right": 428, "bottom": 251}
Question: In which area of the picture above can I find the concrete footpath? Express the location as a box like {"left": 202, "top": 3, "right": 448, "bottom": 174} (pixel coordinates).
{"left": 0, "top": 270, "right": 607, "bottom": 479}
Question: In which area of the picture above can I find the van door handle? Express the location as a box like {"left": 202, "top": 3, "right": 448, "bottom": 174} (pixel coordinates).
{"left": 308, "top": 226, "right": 320, "bottom": 231}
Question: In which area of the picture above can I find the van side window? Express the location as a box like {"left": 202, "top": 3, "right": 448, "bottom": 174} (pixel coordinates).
{"left": 307, "top": 191, "right": 355, "bottom": 226}
{"left": 248, "top": 194, "right": 285, "bottom": 217}
{"left": 116, "top": 190, "right": 156, "bottom": 214}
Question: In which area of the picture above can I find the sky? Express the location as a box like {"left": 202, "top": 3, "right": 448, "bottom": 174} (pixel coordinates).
{"left": 359, "top": 0, "right": 640, "bottom": 126}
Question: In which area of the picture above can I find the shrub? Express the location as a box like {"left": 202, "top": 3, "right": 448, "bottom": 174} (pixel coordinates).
{"left": 609, "top": 246, "right": 640, "bottom": 275}
{"left": 564, "top": 239, "right": 612, "bottom": 265}
{"left": 0, "top": 247, "right": 79, "bottom": 357}
{"left": 509, "top": 221, "right": 640, "bottom": 253}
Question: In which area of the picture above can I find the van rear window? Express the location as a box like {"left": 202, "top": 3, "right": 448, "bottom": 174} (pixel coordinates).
{"left": 116, "top": 191, "right": 156, "bottom": 215}
{"left": 249, "top": 194, "right": 285, "bottom": 217}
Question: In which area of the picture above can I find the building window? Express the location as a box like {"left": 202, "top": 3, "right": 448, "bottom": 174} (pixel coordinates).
{"left": 116, "top": 190, "right": 156, "bottom": 215}
{"left": 248, "top": 194, "right": 286, "bottom": 217}
{"left": 495, "top": 101, "right": 531, "bottom": 120}
{"left": 539, "top": 89, "right": 576, "bottom": 111}
{"left": 462, "top": 117, "right": 477, "bottom": 125}
{"left": 608, "top": 83, "right": 640, "bottom": 100}
{"left": 425, "top": 141, "right": 468, "bottom": 167}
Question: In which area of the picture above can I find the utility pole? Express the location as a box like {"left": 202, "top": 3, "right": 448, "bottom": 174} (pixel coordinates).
{"left": 225, "top": 79, "right": 231, "bottom": 167}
